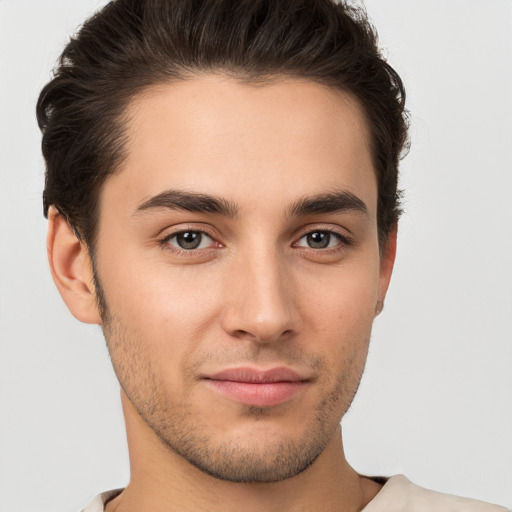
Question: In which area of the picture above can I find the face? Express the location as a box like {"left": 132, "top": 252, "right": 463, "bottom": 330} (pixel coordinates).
{"left": 92, "top": 76, "right": 394, "bottom": 482}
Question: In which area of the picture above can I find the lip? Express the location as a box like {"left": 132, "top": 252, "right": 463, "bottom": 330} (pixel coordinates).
{"left": 203, "top": 366, "right": 310, "bottom": 408}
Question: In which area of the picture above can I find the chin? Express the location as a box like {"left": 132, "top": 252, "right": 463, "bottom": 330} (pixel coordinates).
{"left": 178, "top": 437, "right": 326, "bottom": 483}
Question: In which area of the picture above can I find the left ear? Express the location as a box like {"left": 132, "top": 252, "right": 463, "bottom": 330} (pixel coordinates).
{"left": 47, "top": 207, "right": 102, "bottom": 324}
{"left": 376, "top": 226, "right": 397, "bottom": 316}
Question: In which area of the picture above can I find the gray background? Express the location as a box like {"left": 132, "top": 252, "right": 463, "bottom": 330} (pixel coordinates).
{"left": 1, "top": 0, "right": 511, "bottom": 510}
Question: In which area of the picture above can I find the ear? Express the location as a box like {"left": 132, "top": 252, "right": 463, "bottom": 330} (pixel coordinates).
{"left": 47, "top": 208, "right": 102, "bottom": 324}
{"left": 376, "top": 226, "right": 397, "bottom": 316}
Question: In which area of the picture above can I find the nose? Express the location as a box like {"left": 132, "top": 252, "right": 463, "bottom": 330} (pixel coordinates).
{"left": 220, "top": 248, "right": 298, "bottom": 344}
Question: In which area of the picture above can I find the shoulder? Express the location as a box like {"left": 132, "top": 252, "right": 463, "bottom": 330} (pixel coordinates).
{"left": 363, "top": 475, "right": 510, "bottom": 512}
{"left": 80, "top": 489, "right": 123, "bottom": 512}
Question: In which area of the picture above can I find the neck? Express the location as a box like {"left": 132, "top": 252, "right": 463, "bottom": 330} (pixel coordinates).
{"left": 107, "top": 392, "right": 381, "bottom": 512}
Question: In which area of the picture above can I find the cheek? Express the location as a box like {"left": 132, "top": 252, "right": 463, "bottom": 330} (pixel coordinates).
{"left": 297, "top": 262, "right": 379, "bottom": 373}
{"left": 300, "top": 263, "right": 380, "bottom": 329}
{"left": 101, "top": 260, "right": 223, "bottom": 362}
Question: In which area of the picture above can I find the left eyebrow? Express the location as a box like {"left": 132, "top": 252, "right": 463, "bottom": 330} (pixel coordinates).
{"left": 288, "top": 190, "right": 369, "bottom": 218}
{"left": 133, "top": 189, "right": 239, "bottom": 218}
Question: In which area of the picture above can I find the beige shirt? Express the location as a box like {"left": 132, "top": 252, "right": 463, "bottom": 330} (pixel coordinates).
{"left": 81, "top": 475, "right": 510, "bottom": 511}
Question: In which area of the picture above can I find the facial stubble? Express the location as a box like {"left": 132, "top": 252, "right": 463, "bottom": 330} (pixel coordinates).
{"left": 93, "top": 268, "right": 369, "bottom": 483}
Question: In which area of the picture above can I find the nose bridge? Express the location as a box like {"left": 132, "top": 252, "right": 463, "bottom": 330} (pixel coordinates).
{"left": 221, "top": 242, "right": 296, "bottom": 343}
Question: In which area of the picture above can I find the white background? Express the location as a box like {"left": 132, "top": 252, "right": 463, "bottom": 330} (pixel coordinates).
{"left": 0, "top": 1, "right": 511, "bottom": 510}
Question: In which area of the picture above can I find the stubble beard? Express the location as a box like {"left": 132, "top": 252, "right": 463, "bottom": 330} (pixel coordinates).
{"left": 94, "top": 272, "right": 368, "bottom": 484}
{"left": 136, "top": 369, "right": 357, "bottom": 483}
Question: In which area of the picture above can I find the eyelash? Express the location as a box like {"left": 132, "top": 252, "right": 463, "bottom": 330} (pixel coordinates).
{"left": 158, "top": 226, "right": 353, "bottom": 255}
{"left": 159, "top": 227, "right": 220, "bottom": 255}
{"left": 293, "top": 229, "right": 353, "bottom": 252}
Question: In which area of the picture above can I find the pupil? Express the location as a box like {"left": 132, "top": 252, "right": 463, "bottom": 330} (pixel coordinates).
{"left": 177, "top": 232, "right": 201, "bottom": 249}
{"left": 307, "top": 232, "right": 330, "bottom": 249}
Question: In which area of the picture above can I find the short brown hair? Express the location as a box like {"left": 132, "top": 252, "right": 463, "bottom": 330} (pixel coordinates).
{"left": 37, "top": 0, "right": 408, "bottom": 250}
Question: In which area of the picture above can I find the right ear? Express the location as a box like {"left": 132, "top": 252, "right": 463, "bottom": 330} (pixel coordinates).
{"left": 46, "top": 207, "right": 102, "bottom": 324}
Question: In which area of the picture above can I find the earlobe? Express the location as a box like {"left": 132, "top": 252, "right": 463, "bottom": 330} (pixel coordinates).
{"left": 47, "top": 208, "right": 102, "bottom": 324}
{"left": 376, "top": 227, "right": 398, "bottom": 316}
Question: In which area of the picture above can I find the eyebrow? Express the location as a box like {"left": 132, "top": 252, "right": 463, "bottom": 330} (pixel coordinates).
{"left": 134, "top": 189, "right": 239, "bottom": 218}
{"left": 133, "top": 188, "right": 368, "bottom": 219}
{"left": 288, "top": 191, "right": 369, "bottom": 218}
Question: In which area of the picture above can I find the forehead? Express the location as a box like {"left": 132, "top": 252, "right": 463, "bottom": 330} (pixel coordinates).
{"left": 104, "top": 75, "right": 377, "bottom": 217}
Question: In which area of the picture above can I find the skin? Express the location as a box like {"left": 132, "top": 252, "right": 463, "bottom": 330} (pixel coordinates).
{"left": 47, "top": 75, "right": 396, "bottom": 512}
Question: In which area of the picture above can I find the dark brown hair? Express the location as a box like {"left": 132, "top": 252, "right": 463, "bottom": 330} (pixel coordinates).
{"left": 37, "top": 0, "right": 408, "bottom": 250}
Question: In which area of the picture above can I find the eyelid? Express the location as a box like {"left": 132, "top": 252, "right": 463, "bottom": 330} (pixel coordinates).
{"left": 292, "top": 225, "right": 353, "bottom": 247}
{"left": 294, "top": 231, "right": 342, "bottom": 249}
{"left": 156, "top": 223, "right": 352, "bottom": 256}
{"left": 167, "top": 231, "right": 214, "bottom": 250}
{"left": 159, "top": 223, "right": 218, "bottom": 240}
{"left": 158, "top": 224, "right": 223, "bottom": 253}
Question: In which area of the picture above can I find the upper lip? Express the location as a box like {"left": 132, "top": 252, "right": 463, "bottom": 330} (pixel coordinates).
{"left": 205, "top": 366, "right": 309, "bottom": 383}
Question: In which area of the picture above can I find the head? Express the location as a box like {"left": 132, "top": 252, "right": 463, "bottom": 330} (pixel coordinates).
{"left": 38, "top": 0, "right": 407, "bottom": 252}
{"left": 40, "top": 0, "right": 408, "bottom": 484}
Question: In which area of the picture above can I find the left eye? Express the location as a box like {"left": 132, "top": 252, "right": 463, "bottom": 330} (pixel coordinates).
{"left": 165, "top": 231, "right": 214, "bottom": 250}
{"left": 296, "top": 231, "right": 343, "bottom": 249}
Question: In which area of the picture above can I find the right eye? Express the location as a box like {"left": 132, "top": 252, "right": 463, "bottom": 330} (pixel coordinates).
{"left": 295, "top": 230, "right": 343, "bottom": 249}
{"left": 164, "top": 231, "right": 215, "bottom": 251}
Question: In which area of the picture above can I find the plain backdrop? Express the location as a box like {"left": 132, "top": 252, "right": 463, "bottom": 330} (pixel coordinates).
{"left": 0, "top": 1, "right": 511, "bottom": 511}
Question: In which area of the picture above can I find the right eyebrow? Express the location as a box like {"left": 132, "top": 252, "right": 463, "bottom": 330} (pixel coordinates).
{"left": 288, "top": 190, "right": 369, "bottom": 218}
{"left": 133, "top": 189, "right": 239, "bottom": 218}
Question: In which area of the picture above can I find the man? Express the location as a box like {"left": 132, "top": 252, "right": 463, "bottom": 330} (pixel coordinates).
{"left": 36, "top": 0, "right": 509, "bottom": 511}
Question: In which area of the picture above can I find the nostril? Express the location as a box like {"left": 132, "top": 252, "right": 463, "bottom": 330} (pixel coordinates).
{"left": 228, "top": 327, "right": 295, "bottom": 344}
{"left": 231, "top": 329, "right": 250, "bottom": 339}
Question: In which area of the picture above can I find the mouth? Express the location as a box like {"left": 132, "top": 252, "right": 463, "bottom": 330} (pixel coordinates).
{"left": 202, "top": 367, "right": 310, "bottom": 408}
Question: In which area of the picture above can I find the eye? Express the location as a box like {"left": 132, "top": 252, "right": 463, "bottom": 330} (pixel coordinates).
{"left": 165, "top": 230, "right": 215, "bottom": 250}
{"left": 295, "top": 230, "right": 344, "bottom": 249}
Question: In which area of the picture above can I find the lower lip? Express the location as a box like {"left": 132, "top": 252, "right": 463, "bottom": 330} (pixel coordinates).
{"left": 205, "top": 379, "right": 307, "bottom": 407}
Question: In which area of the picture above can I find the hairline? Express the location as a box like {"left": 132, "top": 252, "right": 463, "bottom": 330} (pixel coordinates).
{"left": 84, "top": 71, "right": 383, "bottom": 252}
